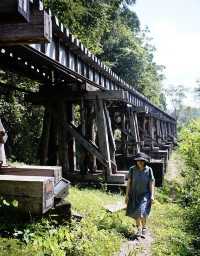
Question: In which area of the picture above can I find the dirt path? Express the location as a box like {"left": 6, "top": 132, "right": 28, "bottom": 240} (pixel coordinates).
{"left": 118, "top": 152, "right": 183, "bottom": 256}
{"left": 118, "top": 229, "right": 153, "bottom": 256}
{"left": 165, "top": 152, "right": 184, "bottom": 183}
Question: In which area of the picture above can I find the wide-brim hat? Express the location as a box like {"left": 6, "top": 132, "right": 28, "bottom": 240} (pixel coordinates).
{"left": 133, "top": 152, "right": 150, "bottom": 162}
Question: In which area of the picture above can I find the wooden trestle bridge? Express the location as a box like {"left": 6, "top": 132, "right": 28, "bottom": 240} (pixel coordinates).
{"left": 0, "top": 0, "right": 177, "bottom": 187}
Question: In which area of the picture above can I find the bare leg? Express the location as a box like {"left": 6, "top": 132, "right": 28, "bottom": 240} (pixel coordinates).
{"left": 135, "top": 218, "right": 142, "bottom": 236}
{"left": 141, "top": 217, "right": 147, "bottom": 237}
{"left": 136, "top": 218, "right": 142, "bottom": 229}
{"left": 141, "top": 217, "right": 147, "bottom": 228}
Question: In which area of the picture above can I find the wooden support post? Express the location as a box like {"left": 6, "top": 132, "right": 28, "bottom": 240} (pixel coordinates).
{"left": 47, "top": 108, "right": 59, "bottom": 166}
{"left": 66, "top": 102, "right": 76, "bottom": 171}
{"left": 121, "top": 107, "right": 128, "bottom": 155}
{"left": 81, "top": 99, "right": 86, "bottom": 136}
{"left": 156, "top": 119, "right": 162, "bottom": 144}
{"left": 79, "top": 99, "right": 88, "bottom": 175}
{"left": 150, "top": 117, "right": 155, "bottom": 149}
{"left": 164, "top": 122, "right": 167, "bottom": 140}
{"left": 134, "top": 112, "right": 141, "bottom": 153}
{"left": 169, "top": 123, "right": 173, "bottom": 137}
{"left": 104, "top": 104, "right": 117, "bottom": 172}
{"left": 138, "top": 114, "right": 145, "bottom": 147}
{"left": 160, "top": 121, "right": 165, "bottom": 141}
{"left": 39, "top": 107, "right": 52, "bottom": 165}
{"left": 57, "top": 102, "right": 70, "bottom": 174}
{"left": 87, "top": 103, "right": 97, "bottom": 172}
{"left": 130, "top": 110, "right": 140, "bottom": 153}
{"left": 96, "top": 97, "right": 112, "bottom": 178}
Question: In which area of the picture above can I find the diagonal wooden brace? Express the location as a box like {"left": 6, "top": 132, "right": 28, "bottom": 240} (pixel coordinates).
{"left": 65, "top": 122, "right": 109, "bottom": 169}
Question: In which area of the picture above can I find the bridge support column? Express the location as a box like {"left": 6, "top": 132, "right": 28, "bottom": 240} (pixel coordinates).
{"left": 39, "top": 107, "right": 52, "bottom": 165}
{"left": 129, "top": 110, "right": 140, "bottom": 154}
{"left": 121, "top": 108, "right": 128, "bottom": 155}
{"left": 65, "top": 102, "right": 76, "bottom": 172}
{"left": 83, "top": 102, "right": 97, "bottom": 173}
{"left": 96, "top": 98, "right": 112, "bottom": 179}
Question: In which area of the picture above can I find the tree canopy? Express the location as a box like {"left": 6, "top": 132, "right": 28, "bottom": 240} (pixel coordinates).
{"left": 45, "top": 0, "right": 165, "bottom": 106}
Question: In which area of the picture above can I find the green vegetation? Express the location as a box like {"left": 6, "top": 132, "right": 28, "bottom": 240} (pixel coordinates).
{"left": 149, "top": 181, "right": 194, "bottom": 256}
{"left": 0, "top": 187, "right": 134, "bottom": 256}
{"left": 178, "top": 119, "right": 200, "bottom": 254}
{"left": 45, "top": 0, "right": 165, "bottom": 105}
{"left": 0, "top": 71, "right": 44, "bottom": 164}
{"left": 0, "top": 174, "right": 197, "bottom": 256}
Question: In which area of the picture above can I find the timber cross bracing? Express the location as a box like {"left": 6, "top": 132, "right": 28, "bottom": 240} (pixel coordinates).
{"left": 0, "top": 0, "right": 177, "bottom": 186}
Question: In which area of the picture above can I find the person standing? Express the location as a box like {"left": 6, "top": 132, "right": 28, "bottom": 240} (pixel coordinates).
{"left": 125, "top": 152, "right": 155, "bottom": 238}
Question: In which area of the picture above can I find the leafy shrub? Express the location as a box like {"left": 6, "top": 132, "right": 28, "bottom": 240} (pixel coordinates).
{"left": 178, "top": 119, "right": 200, "bottom": 252}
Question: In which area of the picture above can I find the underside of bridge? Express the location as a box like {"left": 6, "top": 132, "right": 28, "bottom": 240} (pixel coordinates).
{"left": 0, "top": 0, "right": 177, "bottom": 187}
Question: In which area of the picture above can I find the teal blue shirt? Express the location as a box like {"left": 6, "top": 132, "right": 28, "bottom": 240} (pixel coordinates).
{"left": 128, "top": 165, "right": 155, "bottom": 196}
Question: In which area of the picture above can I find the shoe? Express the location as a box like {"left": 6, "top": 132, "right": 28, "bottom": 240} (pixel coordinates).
{"left": 135, "top": 228, "right": 142, "bottom": 237}
{"left": 141, "top": 227, "right": 147, "bottom": 238}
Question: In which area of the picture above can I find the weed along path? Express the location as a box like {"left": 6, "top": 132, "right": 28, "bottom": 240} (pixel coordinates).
{"left": 118, "top": 151, "right": 191, "bottom": 256}
{"left": 0, "top": 152, "right": 193, "bottom": 256}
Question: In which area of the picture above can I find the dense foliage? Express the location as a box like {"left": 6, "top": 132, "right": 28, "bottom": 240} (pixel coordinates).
{"left": 45, "top": 0, "right": 165, "bottom": 106}
{"left": 179, "top": 119, "right": 200, "bottom": 253}
{"left": 0, "top": 71, "right": 44, "bottom": 164}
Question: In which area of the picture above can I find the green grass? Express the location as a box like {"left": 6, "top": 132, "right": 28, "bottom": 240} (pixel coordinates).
{"left": 148, "top": 179, "right": 195, "bottom": 256}
{"left": 0, "top": 187, "right": 135, "bottom": 256}
{"left": 0, "top": 167, "right": 196, "bottom": 256}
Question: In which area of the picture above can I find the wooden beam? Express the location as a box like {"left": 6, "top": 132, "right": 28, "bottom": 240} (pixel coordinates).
{"left": 0, "top": 10, "right": 52, "bottom": 45}
{"left": 96, "top": 97, "right": 112, "bottom": 175}
{"left": 104, "top": 104, "right": 117, "bottom": 172}
{"left": 64, "top": 122, "right": 109, "bottom": 168}
{"left": 57, "top": 102, "right": 70, "bottom": 173}
{"left": 104, "top": 105, "right": 116, "bottom": 152}
{"left": 0, "top": 0, "right": 30, "bottom": 23}
{"left": 85, "top": 103, "right": 97, "bottom": 172}
{"left": 84, "top": 90, "right": 129, "bottom": 102}
{"left": 130, "top": 110, "right": 140, "bottom": 153}
{"left": 39, "top": 107, "right": 52, "bottom": 165}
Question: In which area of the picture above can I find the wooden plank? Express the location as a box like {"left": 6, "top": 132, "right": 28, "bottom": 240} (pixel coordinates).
{"left": 84, "top": 90, "right": 129, "bottom": 101}
{"left": 0, "top": 10, "right": 52, "bottom": 44}
{"left": 106, "top": 174, "right": 125, "bottom": 184}
{"left": 0, "top": 165, "right": 62, "bottom": 184}
{"left": 65, "top": 171, "right": 103, "bottom": 182}
{"left": 0, "top": 175, "right": 54, "bottom": 214}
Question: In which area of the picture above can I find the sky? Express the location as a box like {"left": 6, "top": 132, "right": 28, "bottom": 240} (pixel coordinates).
{"left": 132, "top": 0, "right": 200, "bottom": 107}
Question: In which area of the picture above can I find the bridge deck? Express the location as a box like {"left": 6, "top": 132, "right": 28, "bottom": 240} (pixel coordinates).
{"left": 0, "top": 0, "right": 177, "bottom": 187}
